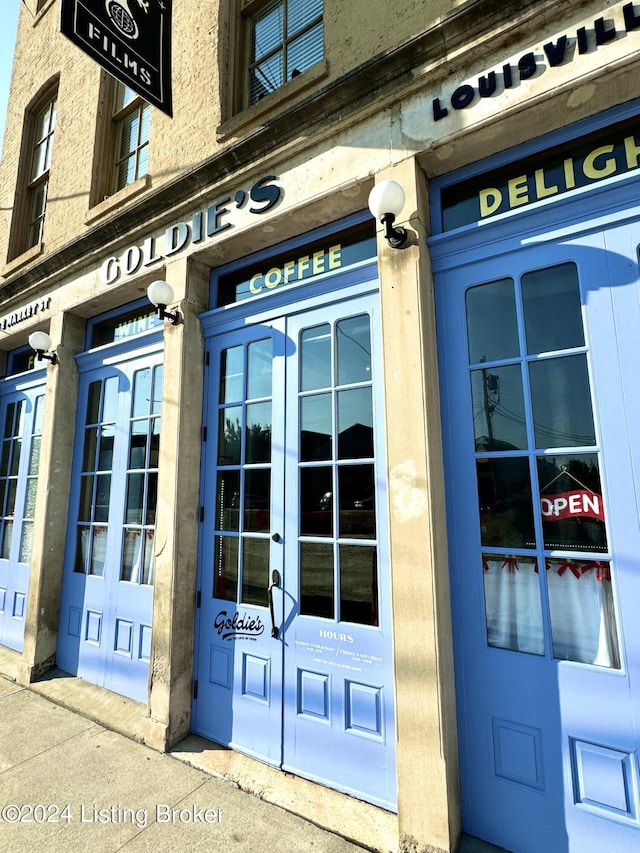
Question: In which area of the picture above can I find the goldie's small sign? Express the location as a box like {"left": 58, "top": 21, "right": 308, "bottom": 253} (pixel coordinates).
{"left": 60, "top": 0, "right": 173, "bottom": 116}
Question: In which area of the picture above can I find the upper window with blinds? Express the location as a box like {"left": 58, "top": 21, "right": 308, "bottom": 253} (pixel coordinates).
{"left": 113, "top": 83, "right": 150, "bottom": 192}
{"left": 245, "top": 0, "right": 324, "bottom": 106}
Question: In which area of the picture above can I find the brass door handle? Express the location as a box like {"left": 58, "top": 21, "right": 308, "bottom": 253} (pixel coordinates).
{"left": 268, "top": 568, "right": 280, "bottom": 638}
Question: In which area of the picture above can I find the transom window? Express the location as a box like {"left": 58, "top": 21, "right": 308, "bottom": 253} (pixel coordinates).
{"left": 113, "top": 83, "right": 150, "bottom": 191}
{"left": 245, "top": 0, "right": 323, "bottom": 105}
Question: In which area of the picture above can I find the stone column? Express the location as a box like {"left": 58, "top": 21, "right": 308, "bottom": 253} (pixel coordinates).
{"left": 143, "top": 256, "right": 209, "bottom": 750}
{"left": 374, "top": 159, "right": 461, "bottom": 852}
{"left": 20, "top": 310, "right": 85, "bottom": 683}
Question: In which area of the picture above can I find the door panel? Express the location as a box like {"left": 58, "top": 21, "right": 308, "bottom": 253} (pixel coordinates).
{"left": 0, "top": 382, "right": 45, "bottom": 652}
{"left": 436, "top": 230, "right": 640, "bottom": 852}
{"left": 57, "top": 349, "right": 162, "bottom": 702}
{"left": 194, "top": 289, "right": 397, "bottom": 809}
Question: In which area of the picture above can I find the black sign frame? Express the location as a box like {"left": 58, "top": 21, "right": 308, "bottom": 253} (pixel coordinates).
{"left": 60, "top": 0, "right": 172, "bottom": 116}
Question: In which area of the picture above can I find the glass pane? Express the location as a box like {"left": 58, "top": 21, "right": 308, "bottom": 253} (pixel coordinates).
{"left": 476, "top": 457, "right": 536, "bottom": 548}
{"left": 300, "top": 324, "right": 330, "bottom": 391}
{"left": 218, "top": 407, "right": 242, "bottom": 465}
{"left": 546, "top": 558, "right": 619, "bottom": 667}
{"left": 6, "top": 480, "right": 17, "bottom": 516}
{"left": 1, "top": 521, "right": 12, "bottom": 559}
{"left": 133, "top": 368, "right": 152, "bottom": 418}
{"left": 538, "top": 454, "right": 607, "bottom": 552}
{"left": 339, "top": 465, "right": 375, "bottom": 539}
{"left": 529, "top": 355, "right": 596, "bottom": 448}
{"left": 149, "top": 421, "right": 160, "bottom": 467}
{"left": 103, "top": 377, "right": 119, "bottom": 423}
{"left": 338, "top": 387, "right": 373, "bottom": 459}
{"left": 19, "top": 521, "right": 34, "bottom": 563}
{"left": 28, "top": 436, "right": 41, "bottom": 475}
{"left": 33, "top": 395, "right": 45, "bottom": 435}
{"left": 247, "top": 338, "right": 272, "bottom": 399}
{"left": 119, "top": 112, "right": 138, "bottom": 158}
{"left": 522, "top": 263, "right": 584, "bottom": 354}
{"left": 466, "top": 279, "right": 519, "bottom": 363}
{"left": 74, "top": 526, "right": 91, "bottom": 573}
{"left": 288, "top": 0, "right": 323, "bottom": 35}
{"left": 146, "top": 472, "right": 157, "bottom": 525}
{"left": 115, "top": 83, "right": 137, "bottom": 111}
{"left": 300, "top": 541, "right": 334, "bottom": 617}
{"left": 0, "top": 442, "right": 9, "bottom": 477}
{"left": 99, "top": 425, "right": 115, "bottom": 470}
{"left": 241, "top": 537, "right": 269, "bottom": 606}
{"left": 213, "top": 535, "right": 238, "bottom": 601}
{"left": 24, "top": 479, "right": 37, "bottom": 516}
{"left": 129, "top": 421, "right": 147, "bottom": 468}
{"left": 126, "top": 472, "right": 145, "bottom": 524}
{"left": 220, "top": 346, "right": 243, "bottom": 403}
{"left": 250, "top": 54, "right": 284, "bottom": 102}
{"left": 139, "top": 104, "right": 151, "bottom": 144}
{"left": 337, "top": 315, "right": 371, "bottom": 385}
{"left": 216, "top": 470, "right": 240, "bottom": 531}
{"left": 152, "top": 366, "right": 163, "bottom": 414}
{"left": 287, "top": 22, "right": 323, "bottom": 77}
{"left": 10, "top": 439, "right": 21, "bottom": 475}
{"left": 86, "top": 381, "right": 102, "bottom": 424}
{"left": 340, "top": 544, "right": 378, "bottom": 625}
{"left": 117, "top": 156, "right": 136, "bottom": 190}
{"left": 246, "top": 402, "right": 272, "bottom": 463}
{"left": 301, "top": 393, "right": 332, "bottom": 461}
{"left": 82, "top": 427, "right": 98, "bottom": 471}
{"left": 251, "top": 1, "right": 284, "bottom": 61}
{"left": 471, "top": 364, "right": 527, "bottom": 451}
{"left": 89, "top": 526, "right": 108, "bottom": 576}
{"left": 482, "top": 554, "right": 544, "bottom": 655}
{"left": 142, "top": 531, "right": 155, "bottom": 585}
{"left": 243, "top": 469, "right": 270, "bottom": 532}
{"left": 2, "top": 403, "right": 15, "bottom": 438}
{"left": 95, "top": 474, "right": 111, "bottom": 522}
{"left": 78, "top": 475, "right": 94, "bottom": 522}
{"left": 121, "top": 529, "right": 141, "bottom": 582}
{"left": 300, "top": 466, "right": 332, "bottom": 536}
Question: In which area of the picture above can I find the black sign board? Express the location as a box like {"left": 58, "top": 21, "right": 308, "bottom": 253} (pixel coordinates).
{"left": 60, "top": 0, "right": 172, "bottom": 116}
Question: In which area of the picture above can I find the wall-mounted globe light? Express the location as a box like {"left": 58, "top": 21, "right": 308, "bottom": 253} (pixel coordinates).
{"left": 367, "top": 179, "right": 409, "bottom": 249}
{"left": 147, "top": 280, "right": 181, "bottom": 325}
{"left": 28, "top": 330, "right": 58, "bottom": 365}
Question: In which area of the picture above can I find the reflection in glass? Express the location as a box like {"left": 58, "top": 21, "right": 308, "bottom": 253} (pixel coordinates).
{"left": 522, "top": 263, "right": 584, "bottom": 355}
{"left": 133, "top": 368, "right": 152, "bottom": 418}
{"left": 146, "top": 473, "right": 157, "bottom": 524}
{"left": 247, "top": 338, "right": 273, "bottom": 399}
{"left": 246, "top": 402, "right": 272, "bottom": 463}
{"left": 466, "top": 279, "right": 518, "bottom": 364}
{"left": 129, "top": 422, "right": 147, "bottom": 470}
{"left": 340, "top": 544, "right": 378, "bottom": 625}
{"left": 338, "top": 389, "right": 373, "bottom": 460}
{"left": 529, "top": 355, "right": 595, "bottom": 448}
{"left": 19, "top": 522, "right": 33, "bottom": 563}
{"left": 538, "top": 454, "right": 607, "bottom": 552}
{"left": 476, "top": 457, "right": 535, "bottom": 548}
{"left": 300, "top": 467, "right": 332, "bottom": 536}
{"left": 99, "top": 425, "right": 115, "bottom": 469}
{"left": 471, "top": 365, "right": 527, "bottom": 451}
{"left": 152, "top": 366, "right": 163, "bottom": 414}
{"left": 126, "top": 472, "right": 144, "bottom": 524}
{"left": 546, "top": 558, "right": 619, "bottom": 667}
{"left": 482, "top": 554, "right": 544, "bottom": 655}
{"left": 121, "top": 529, "right": 141, "bottom": 582}
{"left": 86, "top": 381, "right": 101, "bottom": 424}
{"left": 216, "top": 470, "right": 240, "bottom": 531}
{"left": 243, "top": 469, "right": 270, "bottom": 532}
{"left": 213, "top": 535, "right": 238, "bottom": 601}
{"left": 300, "top": 541, "right": 334, "bottom": 617}
{"left": 337, "top": 314, "right": 371, "bottom": 385}
{"left": 338, "top": 464, "right": 375, "bottom": 539}
{"left": 301, "top": 324, "right": 331, "bottom": 391}
{"left": 102, "top": 377, "right": 119, "bottom": 423}
{"left": 241, "top": 537, "right": 269, "bottom": 606}
{"left": 220, "top": 346, "right": 243, "bottom": 403}
{"left": 301, "top": 394, "right": 332, "bottom": 461}
{"left": 1, "top": 521, "right": 12, "bottom": 559}
{"left": 78, "top": 476, "right": 94, "bottom": 522}
{"left": 218, "top": 407, "right": 242, "bottom": 465}
{"left": 94, "top": 474, "right": 111, "bottom": 522}
{"left": 142, "top": 531, "right": 155, "bottom": 585}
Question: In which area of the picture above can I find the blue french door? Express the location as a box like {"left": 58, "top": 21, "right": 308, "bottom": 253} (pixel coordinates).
{"left": 435, "top": 219, "right": 640, "bottom": 851}
{"left": 194, "top": 286, "right": 397, "bottom": 809}
{"left": 57, "top": 340, "right": 163, "bottom": 702}
{"left": 0, "top": 375, "right": 45, "bottom": 652}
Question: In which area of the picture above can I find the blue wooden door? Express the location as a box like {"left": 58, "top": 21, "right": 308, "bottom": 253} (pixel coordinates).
{"left": 435, "top": 223, "right": 640, "bottom": 851}
{"left": 0, "top": 377, "right": 45, "bottom": 652}
{"left": 57, "top": 342, "right": 163, "bottom": 702}
{"left": 194, "top": 287, "right": 396, "bottom": 809}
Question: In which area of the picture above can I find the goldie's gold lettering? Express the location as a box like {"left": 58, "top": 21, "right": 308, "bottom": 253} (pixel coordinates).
{"left": 479, "top": 188, "right": 502, "bottom": 218}
{"left": 508, "top": 175, "right": 529, "bottom": 208}
{"left": 283, "top": 261, "right": 296, "bottom": 283}
{"left": 249, "top": 273, "right": 263, "bottom": 294}
{"left": 328, "top": 245, "right": 342, "bottom": 269}
{"left": 312, "top": 250, "right": 325, "bottom": 275}
{"left": 624, "top": 135, "right": 640, "bottom": 169}
{"left": 265, "top": 268, "right": 281, "bottom": 289}
{"left": 534, "top": 169, "right": 559, "bottom": 199}
{"left": 583, "top": 144, "right": 616, "bottom": 179}
{"left": 298, "top": 255, "right": 311, "bottom": 276}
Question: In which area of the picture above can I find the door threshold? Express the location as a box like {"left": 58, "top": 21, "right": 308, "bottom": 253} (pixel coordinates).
{"left": 170, "top": 734, "right": 398, "bottom": 852}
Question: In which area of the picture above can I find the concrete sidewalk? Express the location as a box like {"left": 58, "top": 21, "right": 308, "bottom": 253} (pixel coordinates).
{"left": 0, "top": 675, "right": 369, "bottom": 853}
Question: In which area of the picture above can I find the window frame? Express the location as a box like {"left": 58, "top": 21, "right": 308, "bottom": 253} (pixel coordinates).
{"left": 24, "top": 95, "right": 57, "bottom": 252}
{"left": 112, "top": 83, "right": 151, "bottom": 194}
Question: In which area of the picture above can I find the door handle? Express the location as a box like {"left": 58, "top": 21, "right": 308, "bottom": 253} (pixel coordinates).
{"left": 268, "top": 568, "right": 281, "bottom": 638}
